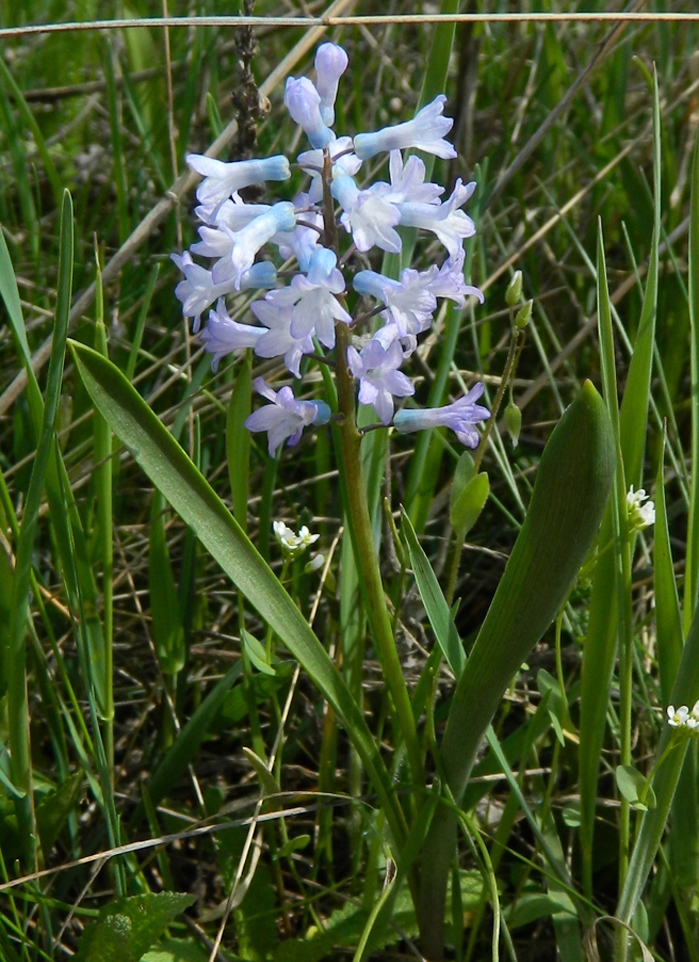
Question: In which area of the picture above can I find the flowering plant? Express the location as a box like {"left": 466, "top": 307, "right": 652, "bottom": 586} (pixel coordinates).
{"left": 67, "top": 40, "right": 614, "bottom": 961}
{"left": 164, "top": 43, "right": 615, "bottom": 958}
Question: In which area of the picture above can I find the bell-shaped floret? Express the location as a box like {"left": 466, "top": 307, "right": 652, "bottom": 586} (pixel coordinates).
{"left": 199, "top": 299, "right": 264, "bottom": 370}
{"left": 397, "top": 179, "right": 477, "bottom": 257}
{"left": 250, "top": 298, "right": 315, "bottom": 378}
{"left": 386, "top": 151, "right": 443, "bottom": 205}
{"left": 354, "top": 267, "right": 436, "bottom": 338}
{"left": 171, "top": 252, "right": 277, "bottom": 331}
{"left": 245, "top": 378, "right": 331, "bottom": 455}
{"left": 332, "top": 174, "right": 402, "bottom": 254}
{"left": 347, "top": 338, "right": 414, "bottom": 424}
{"left": 254, "top": 249, "right": 350, "bottom": 350}
{"left": 211, "top": 202, "right": 296, "bottom": 290}
{"left": 353, "top": 95, "right": 456, "bottom": 160}
{"left": 423, "top": 250, "right": 484, "bottom": 307}
{"left": 186, "top": 154, "right": 290, "bottom": 207}
{"left": 284, "top": 76, "right": 334, "bottom": 149}
{"left": 315, "top": 43, "right": 348, "bottom": 126}
{"left": 393, "top": 383, "right": 490, "bottom": 448}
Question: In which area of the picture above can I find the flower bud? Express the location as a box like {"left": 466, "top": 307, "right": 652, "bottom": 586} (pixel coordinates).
{"left": 504, "top": 401, "right": 522, "bottom": 447}
{"left": 505, "top": 270, "right": 523, "bottom": 307}
{"left": 515, "top": 299, "right": 532, "bottom": 329}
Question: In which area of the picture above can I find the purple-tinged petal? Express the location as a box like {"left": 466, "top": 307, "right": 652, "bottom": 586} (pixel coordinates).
{"left": 353, "top": 95, "right": 456, "bottom": 161}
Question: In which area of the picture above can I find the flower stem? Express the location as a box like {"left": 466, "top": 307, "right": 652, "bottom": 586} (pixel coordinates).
{"left": 321, "top": 149, "right": 423, "bottom": 797}
{"left": 334, "top": 320, "right": 424, "bottom": 795}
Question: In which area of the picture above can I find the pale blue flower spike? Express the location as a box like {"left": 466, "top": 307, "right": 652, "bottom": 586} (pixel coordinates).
{"left": 315, "top": 43, "right": 349, "bottom": 126}
{"left": 353, "top": 95, "right": 457, "bottom": 161}
{"left": 284, "top": 76, "right": 334, "bottom": 149}
{"left": 176, "top": 40, "right": 487, "bottom": 454}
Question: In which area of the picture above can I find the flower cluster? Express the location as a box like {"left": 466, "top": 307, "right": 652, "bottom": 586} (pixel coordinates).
{"left": 667, "top": 702, "right": 699, "bottom": 731}
{"left": 173, "top": 43, "right": 488, "bottom": 454}
{"left": 626, "top": 485, "right": 655, "bottom": 532}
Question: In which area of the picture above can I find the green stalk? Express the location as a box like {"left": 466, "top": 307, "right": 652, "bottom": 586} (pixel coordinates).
{"left": 334, "top": 320, "right": 424, "bottom": 793}
{"left": 321, "top": 153, "right": 424, "bottom": 794}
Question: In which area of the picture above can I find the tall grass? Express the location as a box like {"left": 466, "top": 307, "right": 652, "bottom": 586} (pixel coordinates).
{"left": 1, "top": 3, "right": 699, "bottom": 960}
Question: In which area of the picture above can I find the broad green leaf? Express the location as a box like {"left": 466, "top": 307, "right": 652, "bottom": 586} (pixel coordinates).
{"left": 75, "top": 893, "right": 196, "bottom": 962}
{"left": 69, "top": 341, "right": 407, "bottom": 851}
{"left": 143, "top": 938, "right": 209, "bottom": 962}
{"left": 442, "top": 381, "right": 613, "bottom": 802}
{"left": 242, "top": 628, "right": 276, "bottom": 676}
{"left": 616, "top": 764, "right": 656, "bottom": 811}
{"left": 420, "top": 381, "right": 614, "bottom": 955}
{"left": 505, "top": 893, "right": 576, "bottom": 931}
{"left": 277, "top": 834, "right": 311, "bottom": 858}
{"left": 36, "top": 771, "right": 84, "bottom": 857}
{"left": 73, "top": 914, "right": 131, "bottom": 962}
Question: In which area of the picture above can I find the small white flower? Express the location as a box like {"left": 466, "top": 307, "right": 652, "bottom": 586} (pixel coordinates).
{"left": 273, "top": 521, "right": 320, "bottom": 558}
{"left": 668, "top": 705, "right": 692, "bottom": 728}
{"left": 626, "top": 486, "right": 655, "bottom": 531}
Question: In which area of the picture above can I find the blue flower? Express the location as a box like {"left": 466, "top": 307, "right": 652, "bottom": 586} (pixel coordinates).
{"left": 186, "top": 153, "right": 290, "bottom": 207}
{"left": 250, "top": 298, "right": 315, "bottom": 378}
{"left": 245, "top": 378, "right": 331, "bottom": 455}
{"left": 393, "top": 383, "right": 490, "bottom": 448}
{"left": 347, "top": 338, "right": 414, "bottom": 424}
{"left": 353, "top": 268, "right": 436, "bottom": 338}
{"left": 353, "top": 95, "right": 457, "bottom": 160}
{"left": 331, "top": 174, "right": 402, "bottom": 253}
{"left": 314, "top": 43, "right": 349, "bottom": 126}
{"left": 397, "top": 179, "right": 477, "bottom": 257}
{"left": 199, "top": 299, "right": 263, "bottom": 370}
{"left": 171, "top": 251, "right": 276, "bottom": 331}
{"left": 284, "top": 76, "right": 334, "bottom": 149}
{"left": 211, "top": 202, "right": 296, "bottom": 290}
{"left": 385, "top": 151, "right": 443, "bottom": 205}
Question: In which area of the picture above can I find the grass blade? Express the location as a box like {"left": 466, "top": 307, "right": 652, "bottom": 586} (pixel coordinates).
{"left": 69, "top": 339, "right": 408, "bottom": 852}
